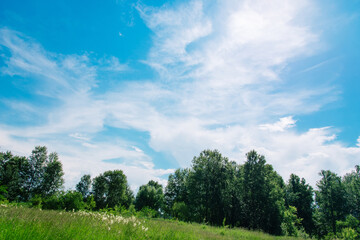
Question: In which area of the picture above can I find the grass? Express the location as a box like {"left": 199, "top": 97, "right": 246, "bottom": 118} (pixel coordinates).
{"left": 0, "top": 203, "right": 303, "bottom": 240}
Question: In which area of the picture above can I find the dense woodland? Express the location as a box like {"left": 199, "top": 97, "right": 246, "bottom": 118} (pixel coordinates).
{"left": 1, "top": 146, "right": 359, "bottom": 239}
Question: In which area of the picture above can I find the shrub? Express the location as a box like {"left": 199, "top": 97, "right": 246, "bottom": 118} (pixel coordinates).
{"left": 62, "top": 191, "right": 85, "bottom": 211}
{"left": 172, "top": 201, "right": 189, "bottom": 221}
{"left": 30, "top": 194, "right": 42, "bottom": 208}
{"left": 0, "top": 185, "right": 8, "bottom": 201}
{"left": 42, "top": 194, "right": 64, "bottom": 210}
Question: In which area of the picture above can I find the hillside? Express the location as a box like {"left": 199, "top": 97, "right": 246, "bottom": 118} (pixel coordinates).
{"left": 0, "top": 204, "right": 302, "bottom": 240}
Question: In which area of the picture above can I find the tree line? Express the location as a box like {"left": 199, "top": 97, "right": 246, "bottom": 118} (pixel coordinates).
{"left": 1, "top": 146, "right": 359, "bottom": 239}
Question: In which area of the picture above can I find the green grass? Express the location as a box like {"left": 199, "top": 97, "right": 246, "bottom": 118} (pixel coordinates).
{"left": 0, "top": 203, "right": 303, "bottom": 240}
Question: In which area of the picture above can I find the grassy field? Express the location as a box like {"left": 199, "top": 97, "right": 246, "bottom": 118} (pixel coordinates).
{"left": 0, "top": 203, "right": 303, "bottom": 240}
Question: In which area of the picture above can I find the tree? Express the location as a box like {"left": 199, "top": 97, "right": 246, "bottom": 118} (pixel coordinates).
{"left": 76, "top": 174, "right": 92, "bottom": 198}
{"left": 242, "top": 150, "right": 285, "bottom": 235}
{"left": 315, "top": 170, "right": 347, "bottom": 235}
{"left": 164, "top": 168, "right": 190, "bottom": 215}
{"left": 0, "top": 151, "right": 30, "bottom": 201}
{"left": 25, "top": 146, "right": 64, "bottom": 199}
{"left": 92, "top": 170, "right": 133, "bottom": 209}
{"left": 281, "top": 206, "right": 303, "bottom": 236}
{"left": 26, "top": 146, "right": 48, "bottom": 197}
{"left": 135, "top": 180, "right": 164, "bottom": 212}
{"left": 41, "top": 152, "right": 64, "bottom": 197}
{"left": 285, "top": 174, "right": 314, "bottom": 234}
{"left": 343, "top": 165, "right": 360, "bottom": 220}
{"left": 187, "top": 149, "right": 236, "bottom": 225}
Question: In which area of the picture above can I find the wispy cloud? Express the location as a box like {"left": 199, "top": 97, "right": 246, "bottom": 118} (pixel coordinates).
{"left": 0, "top": 0, "right": 359, "bottom": 190}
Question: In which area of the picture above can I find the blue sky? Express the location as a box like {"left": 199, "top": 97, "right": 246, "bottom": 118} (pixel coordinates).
{"left": 1, "top": 0, "right": 359, "bottom": 190}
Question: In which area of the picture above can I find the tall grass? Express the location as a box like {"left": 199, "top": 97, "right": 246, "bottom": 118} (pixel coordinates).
{"left": 0, "top": 203, "right": 303, "bottom": 240}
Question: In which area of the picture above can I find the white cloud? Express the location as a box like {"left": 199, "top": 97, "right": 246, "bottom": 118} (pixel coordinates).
{"left": 259, "top": 116, "right": 296, "bottom": 132}
{"left": 69, "top": 133, "right": 91, "bottom": 141}
{"left": 0, "top": 0, "right": 358, "bottom": 191}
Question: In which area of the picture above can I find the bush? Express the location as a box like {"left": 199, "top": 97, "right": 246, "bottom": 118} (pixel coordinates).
{"left": 281, "top": 206, "right": 302, "bottom": 237}
{"left": 137, "top": 206, "right": 158, "bottom": 218}
{"left": 42, "top": 194, "right": 64, "bottom": 210}
{"left": 62, "top": 191, "right": 85, "bottom": 211}
{"left": 30, "top": 195, "right": 42, "bottom": 208}
{"left": 0, "top": 185, "right": 8, "bottom": 201}
{"left": 172, "top": 201, "right": 189, "bottom": 221}
{"left": 42, "top": 191, "right": 85, "bottom": 211}
{"left": 84, "top": 194, "right": 96, "bottom": 210}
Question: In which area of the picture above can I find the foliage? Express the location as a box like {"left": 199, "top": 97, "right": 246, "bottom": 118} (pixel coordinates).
{"left": 76, "top": 174, "right": 92, "bottom": 198}
{"left": 315, "top": 170, "right": 347, "bottom": 236}
{"left": 62, "top": 191, "right": 85, "bottom": 211}
{"left": 281, "top": 206, "right": 302, "bottom": 236}
{"left": 92, "top": 170, "right": 133, "bottom": 209}
{"left": 343, "top": 165, "right": 360, "bottom": 220}
{"left": 41, "top": 152, "right": 64, "bottom": 197}
{"left": 30, "top": 194, "right": 43, "bottom": 208}
{"left": 0, "top": 152, "right": 30, "bottom": 201}
{"left": 338, "top": 227, "right": 358, "bottom": 240}
{"left": 135, "top": 180, "right": 164, "bottom": 213}
{"left": 242, "top": 150, "right": 285, "bottom": 235}
{"left": 187, "top": 150, "right": 236, "bottom": 225}
{"left": 85, "top": 194, "right": 96, "bottom": 210}
{"left": 285, "top": 174, "right": 314, "bottom": 235}
{"left": 0, "top": 147, "right": 64, "bottom": 201}
{"left": 3, "top": 146, "right": 360, "bottom": 239}
{"left": 0, "top": 185, "right": 8, "bottom": 201}
{"left": 164, "top": 168, "right": 190, "bottom": 215}
{"left": 172, "top": 201, "right": 190, "bottom": 221}
{"left": 42, "top": 191, "right": 85, "bottom": 211}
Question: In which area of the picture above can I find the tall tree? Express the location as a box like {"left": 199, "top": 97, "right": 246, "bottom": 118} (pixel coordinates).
{"left": 242, "top": 150, "right": 285, "bottom": 235}
{"left": 135, "top": 180, "right": 164, "bottom": 212}
{"left": 187, "top": 149, "right": 236, "bottom": 225}
{"left": 26, "top": 146, "right": 48, "bottom": 198}
{"left": 0, "top": 151, "right": 30, "bottom": 201}
{"left": 164, "top": 168, "right": 190, "bottom": 214}
{"left": 76, "top": 174, "right": 92, "bottom": 198}
{"left": 315, "top": 170, "right": 347, "bottom": 235}
{"left": 41, "top": 152, "right": 64, "bottom": 197}
{"left": 25, "top": 146, "right": 64, "bottom": 199}
{"left": 342, "top": 165, "right": 360, "bottom": 220}
{"left": 285, "top": 174, "right": 314, "bottom": 234}
{"left": 92, "top": 170, "right": 133, "bottom": 209}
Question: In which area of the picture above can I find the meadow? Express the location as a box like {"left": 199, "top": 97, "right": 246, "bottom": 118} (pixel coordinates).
{"left": 0, "top": 203, "right": 302, "bottom": 240}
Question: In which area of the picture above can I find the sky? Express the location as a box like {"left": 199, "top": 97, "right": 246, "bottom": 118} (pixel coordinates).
{"left": 0, "top": 0, "right": 359, "bottom": 191}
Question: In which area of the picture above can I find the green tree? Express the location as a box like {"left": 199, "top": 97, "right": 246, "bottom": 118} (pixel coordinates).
{"left": 26, "top": 146, "right": 48, "bottom": 197}
{"left": 171, "top": 201, "right": 190, "bottom": 221}
{"left": 92, "top": 170, "right": 133, "bottom": 209}
{"left": 76, "top": 174, "right": 92, "bottom": 198}
{"left": 315, "top": 170, "right": 347, "bottom": 236}
{"left": 187, "top": 149, "right": 236, "bottom": 225}
{"left": 281, "top": 206, "right": 303, "bottom": 236}
{"left": 25, "top": 146, "right": 64, "bottom": 199}
{"left": 135, "top": 180, "right": 164, "bottom": 213}
{"left": 0, "top": 151, "right": 30, "bottom": 201}
{"left": 242, "top": 150, "right": 285, "bottom": 235}
{"left": 41, "top": 152, "right": 64, "bottom": 197}
{"left": 343, "top": 165, "right": 360, "bottom": 220}
{"left": 164, "top": 168, "right": 189, "bottom": 215}
{"left": 0, "top": 185, "right": 8, "bottom": 201}
{"left": 285, "top": 174, "right": 314, "bottom": 234}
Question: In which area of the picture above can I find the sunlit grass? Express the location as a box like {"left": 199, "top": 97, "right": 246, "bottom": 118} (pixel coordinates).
{"left": 0, "top": 203, "right": 303, "bottom": 240}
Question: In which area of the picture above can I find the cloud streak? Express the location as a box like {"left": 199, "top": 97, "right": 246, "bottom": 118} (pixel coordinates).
{"left": 0, "top": 0, "right": 359, "bottom": 190}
